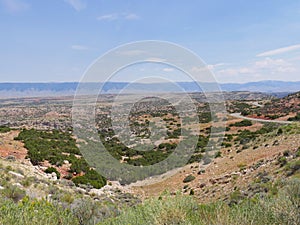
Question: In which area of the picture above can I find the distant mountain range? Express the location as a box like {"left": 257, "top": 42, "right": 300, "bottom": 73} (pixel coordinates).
{"left": 0, "top": 81, "right": 299, "bottom": 98}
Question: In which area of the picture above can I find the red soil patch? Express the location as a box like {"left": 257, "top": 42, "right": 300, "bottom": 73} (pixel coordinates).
{"left": 0, "top": 130, "right": 27, "bottom": 160}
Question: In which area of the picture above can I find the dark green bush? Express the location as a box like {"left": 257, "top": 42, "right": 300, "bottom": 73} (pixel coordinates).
{"left": 214, "top": 151, "right": 222, "bottom": 158}
{"left": 230, "top": 120, "right": 252, "bottom": 127}
{"left": 0, "top": 126, "right": 11, "bottom": 133}
{"left": 45, "top": 167, "right": 60, "bottom": 179}
{"left": 278, "top": 157, "right": 287, "bottom": 167}
{"left": 288, "top": 113, "right": 300, "bottom": 121}
{"left": 72, "top": 169, "right": 107, "bottom": 189}
{"left": 183, "top": 175, "right": 195, "bottom": 183}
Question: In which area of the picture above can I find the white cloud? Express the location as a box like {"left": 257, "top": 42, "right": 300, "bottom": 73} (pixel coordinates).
{"left": 215, "top": 57, "right": 297, "bottom": 82}
{"left": 71, "top": 45, "right": 89, "bottom": 50}
{"left": 207, "top": 63, "right": 227, "bottom": 70}
{"left": 218, "top": 67, "right": 254, "bottom": 76}
{"left": 146, "top": 57, "right": 166, "bottom": 62}
{"left": 256, "top": 44, "right": 300, "bottom": 57}
{"left": 64, "top": 0, "right": 86, "bottom": 11}
{"left": 97, "top": 13, "right": 139, "bottom": 21}
{"left": 117, "top": 50, "right": 145, "bottom": 56}
{"left": 254, "top": 57, "right": 296, "bottom": 72}
{"left": 163, "top": 68, "right": 174, "bottom": 72}
{"left": 190, "top": 66, "right": 206, "bottom": 73}
{"left": 97, "top": 13, "right": 118, "bottom": 21}
{"left": 124, "top": 13, "right": 139, "bottom": 20}
{"left": 1, "top": 0, "right": 29, "bottom": 13}
{"left": 190, "top": 63, "right": 226, "bottom": 73}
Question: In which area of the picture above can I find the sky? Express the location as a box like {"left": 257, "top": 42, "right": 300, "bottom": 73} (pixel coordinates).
{"left": 1, "top": 0, "right": 300, "bottom": 83}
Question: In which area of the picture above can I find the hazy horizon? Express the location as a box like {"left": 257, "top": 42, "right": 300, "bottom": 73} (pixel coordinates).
{"left": 0, "top": 79, "right": 300, "bottom": 84}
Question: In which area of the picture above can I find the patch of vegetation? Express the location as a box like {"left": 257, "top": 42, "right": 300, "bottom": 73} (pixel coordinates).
{"left": 15, "top": 129, "right": 106, "bottom": 189}
{"left": 229, "top": 102, "right": 253, "bottom": 115}
{"left": 288, "top": 112, "right": 300, "bottom": 121}
{"left": 286, "top": 160, "right": 300, "bottom": 176}
{"left": 296, "top": 147, "right": 300, "bottom": 157}
{"left": 198, "top": 112, "right": 212, "bottom": 123}
{"left": 188, "top": 154, "right": 203, "bottom": 163}
{"left": 278, "top": 157, "right": 288, "bottom": 167}
{"left": 214, "top": 151, "right": 222, "bottom": 158}
{"left": 45, "top": 167, "right": 60, "bottom": 179}
{"left": 222, "top": 142, "right": 232, "bottom": 148}
{"left": 72, "top": 169, "right": 107, "bottom": 189}
{"left": 237, "top": 163, "right": 247, "bottom": 170}
{"left": 15, "top": 129, "right": 80, "bottom": 166}
{"left": 0, "top": 184, "right": 26, "bottom": 202}
{"left": 0, "top": 126, "right": 11, "bottom": 133}
{"left": 0, "top": 197, "right": 78, "bottom": 225}
{"left": 183, "top": 175, "right": 195, "bottom": 183}
{"left": 230, "top": 119, "right": 252, "bottom": 127}
{"left": 99, "top": 179, "right": 300, "bottom": 225}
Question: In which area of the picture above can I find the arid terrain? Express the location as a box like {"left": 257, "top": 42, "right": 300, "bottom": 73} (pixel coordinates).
{"left": 0, "top": 91, "right": 299, "bottom": 224}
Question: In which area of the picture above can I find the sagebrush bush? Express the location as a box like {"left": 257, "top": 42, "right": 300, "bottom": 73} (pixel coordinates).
{"left": 1, "top": 185, "right": 26, "bottom": 202}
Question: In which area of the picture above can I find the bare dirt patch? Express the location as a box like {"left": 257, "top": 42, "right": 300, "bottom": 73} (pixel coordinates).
{"left": 0, "top": 130, "right": 27, "bottom": 160}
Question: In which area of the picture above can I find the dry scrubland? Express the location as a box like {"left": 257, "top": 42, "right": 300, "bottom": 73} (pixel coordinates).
{"left": 0, "top": 92, "right": 299, "bottom": 224}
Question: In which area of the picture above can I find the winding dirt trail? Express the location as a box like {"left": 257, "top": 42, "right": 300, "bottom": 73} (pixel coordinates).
{"left": 230, "top": 113, "right": 294, "bottom": 124}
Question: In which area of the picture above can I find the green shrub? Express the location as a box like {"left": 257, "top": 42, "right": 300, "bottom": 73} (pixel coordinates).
{"left": 72, "top": 169, "right": 107, "bottom": 189}
{"left": 286, "top": 160, "right": 300, "bottom": 175}
{"left": 0, "top": 126, "right": 11, "bottom": 133}
{"left": 45, "top": 167, "right": 60, "bottom": 179}
{"left": 288, "top": 113, "right": 300, "bottom": 121}
{"left": 278, "top": 157, "right": 287, "bottom": 167}
{"left": 222, "top": 142, "right": 232, "bottom": 148}
{"left": 296, "top": 147, "right": 300, "bottom": 157}
{"left": 230, "top": 120, "right": 252, "bottom": 127}
{"left": 21, "top": 176, "right": 35, "bottom": 187}
{"left": 214, "top": 151, "right": 222, "bottom": 158}
{"left": 183, "top": 175, "right": 195, "bottom": 183}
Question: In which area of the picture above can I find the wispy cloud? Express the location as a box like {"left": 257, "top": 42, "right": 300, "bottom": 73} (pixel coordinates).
{"left": 97, "top": 13, "right": 139, "bottom": 21}
{"left": 71, "top": 45, "right": 89, "bottom": 50}
{"left": 64, "top": 0, "right": 86, "bottom": 11}
{"left": 217, "top": 67, "right": 255, "bottom": 76}
{"left": 257, "top": 44, "right": 300, "bottom": 57}
{"left": 117, "top": 50, "right": 145, "bottom": 56}
{"left": 207, "top": 63, "right": 227, "bottom": 70}
{"left": 124, "top": 13, "right": 139, "bottom": 20}
{"left": 217, "top": 57, "right": 296, "bottom": 78}
{"left": 190, "top": 63, "right": 226, "bottom": 73}
{"left": 146, "top": 57, "right": 166, "bottom": 62}
{"left": 254, "top": 57, "right": 296, "bottom": 73}
{"left": 163, "top": 68, "right": 174, "bottom": 72}
{"left": 1, "top": 0, "right": 30, "bottom": 13}
{"left": 97, "top": 13, "right": 118, "bottom": 21}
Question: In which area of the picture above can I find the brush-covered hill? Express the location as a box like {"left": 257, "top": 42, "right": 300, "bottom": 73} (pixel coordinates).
{"left": 247, "top": 91, "right": 300, "bottom": 120}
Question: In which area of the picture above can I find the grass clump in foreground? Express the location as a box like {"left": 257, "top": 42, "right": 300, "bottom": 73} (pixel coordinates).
{"left": 100, "top": 178, "right": 300, "bottom": 225}
{"left": 0, "top": 197, "right": 78, "bottom": 225}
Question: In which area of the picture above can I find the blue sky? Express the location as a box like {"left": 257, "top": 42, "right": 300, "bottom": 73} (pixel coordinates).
{"left": 1, "top": 0, "right": 300, "bottom": 83}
